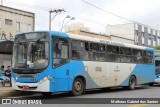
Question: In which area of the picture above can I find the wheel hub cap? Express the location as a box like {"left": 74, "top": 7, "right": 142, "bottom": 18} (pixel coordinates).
{"left": 74, "top": 81, "right": 82, "bottom": 92}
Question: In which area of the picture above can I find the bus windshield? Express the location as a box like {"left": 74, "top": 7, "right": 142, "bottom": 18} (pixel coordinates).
{"left": 12, "top": 33, "right": 49, "bottom": 69}
{"left": 12, "top": 41, "right": 49, "bottom": 69}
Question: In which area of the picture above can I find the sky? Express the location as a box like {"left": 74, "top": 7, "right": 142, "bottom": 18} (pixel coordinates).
{"left": 2, "top": 0, "right": 160, "bottom": 33}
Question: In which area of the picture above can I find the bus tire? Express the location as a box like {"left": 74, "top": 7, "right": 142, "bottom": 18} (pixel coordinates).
{"left": 71, "top": 77, "right": 84, "bottom": 96}
{"left": 128, "top": 76, "right": 136, "bottom": 90}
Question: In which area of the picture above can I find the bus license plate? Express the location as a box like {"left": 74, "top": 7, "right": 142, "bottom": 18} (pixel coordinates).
{"left": 23, "top": 85, "right": 29, "bottom": 89}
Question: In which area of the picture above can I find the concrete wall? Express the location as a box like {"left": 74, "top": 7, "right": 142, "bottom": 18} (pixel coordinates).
{"left": 106, "top": 23, "right": 135, "bottom": 40}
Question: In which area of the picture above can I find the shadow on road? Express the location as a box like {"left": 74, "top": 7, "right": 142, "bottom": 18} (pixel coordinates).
{"left": 6, "top": 85, "right": 153, "bottom": 99}
{"left": 149, "top": 84, "right": 160, "bottom": 87}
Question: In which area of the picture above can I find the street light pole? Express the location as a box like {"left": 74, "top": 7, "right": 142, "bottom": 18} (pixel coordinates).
{"left": 49, "top": 9, "right": 65, "bottom": 30}
{"left": 61, "top": 15, "right": 71, "bottom": 31}
{"left": 49, "top": 11, "right": 51, "bottom": 30}
{"left": 61, "top": 17, "right": 75, "bottom": 31}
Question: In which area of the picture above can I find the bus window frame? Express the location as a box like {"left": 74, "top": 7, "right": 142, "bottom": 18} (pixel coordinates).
{"left": 143, "top": 50, "right": 154, "bottom": 65}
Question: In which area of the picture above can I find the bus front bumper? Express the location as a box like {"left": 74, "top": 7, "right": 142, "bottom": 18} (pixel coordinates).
{"left": 154, "top": 78, "right": 160, "bottom": 83}
{"left": 12, "top": 79, "right": 50, "bottom": 92}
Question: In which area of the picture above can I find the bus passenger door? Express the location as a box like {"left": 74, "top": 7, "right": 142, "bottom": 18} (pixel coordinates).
{"left": 52, "top": 36, "right": 70, "bottom": 92}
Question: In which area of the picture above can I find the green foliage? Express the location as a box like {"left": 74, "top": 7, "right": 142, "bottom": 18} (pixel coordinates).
{"left": 153, "top": 46, "right": 160, "bottom": 50}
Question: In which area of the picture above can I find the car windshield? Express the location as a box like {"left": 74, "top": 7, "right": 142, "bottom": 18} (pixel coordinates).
{"left": 12, "top": 41, "right": 49, "bottom": 69}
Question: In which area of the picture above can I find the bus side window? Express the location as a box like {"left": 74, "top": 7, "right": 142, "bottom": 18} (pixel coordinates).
{"left": 90, "top": 44, "right": 106, "bottom": 62}
{"left": 146, "top": 51, "right": 153, "bottom": 64}
{"left": 97, "top": 44, "right": 106, "bottom": 61}
{"left": 106, "top": 45, "right": 120, "bottom": 62}
{"left": 83, "top": 42, "right": 89, "bottom": 60}
{"left": 143, "top": 51, "right": 147, "bottom": 64}
{"left": 90, "top": 43, "right": 102, "bottom": 61}
{"left": 53, "top": 43, "right": 61, "bottom": 58}
{"left": 52, "top": 37, "right": 69, "bottom": 68}
{"left": 71, "top": 40, "right": 89, "bottom": 60}
{"left": 146, "top": 51, "right": 153, "bottom": 57}
{"left": 85, "top": 42, "right": 89, "bottom": 51}
{"left": 99, "top": 44, "right": 105, "bottom": 52}
{"left": 132, "top": 49, "right": 142, "bottom": 63}
{"left": 72, "top": 50, "right": 79, "bottom": 60}
{"left": 120, "top": 47, "right": 132, "bottom": 63}
{"left": 106, "top": 45, "right": 119, "bottom": 54}
{"left": 72, "top": 40, "right": 77, "bottom": 50}
{"left": 90, "top": 43, "right": 99, "bottom": 52}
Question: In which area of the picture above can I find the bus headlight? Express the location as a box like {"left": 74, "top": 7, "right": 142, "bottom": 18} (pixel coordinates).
{"left": 12, "top": 78, "right": 16, "bottom": 82}
{"left": 39, "top": 76, "right": 50, "bottom": 84}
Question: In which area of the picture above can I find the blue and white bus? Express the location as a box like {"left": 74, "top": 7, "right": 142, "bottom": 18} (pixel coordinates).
{"left": 11, "top": 31, "right": 155, "bottom": 96}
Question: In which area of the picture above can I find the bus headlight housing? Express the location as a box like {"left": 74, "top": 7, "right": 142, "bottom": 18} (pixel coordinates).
{"left": 12, "top": 77, "right": 16, "bottom": 83}
{"left": 39, "top": 76, "right": 50, "bottom": 84}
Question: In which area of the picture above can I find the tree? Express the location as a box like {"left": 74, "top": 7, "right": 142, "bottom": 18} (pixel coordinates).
{"left": 153, "top": 46, "right": 160, "bottom": 50}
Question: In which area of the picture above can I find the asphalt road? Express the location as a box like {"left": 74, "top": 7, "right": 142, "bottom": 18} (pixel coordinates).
{"left": 1, "top": 84, "right": 160, "bottom": 107}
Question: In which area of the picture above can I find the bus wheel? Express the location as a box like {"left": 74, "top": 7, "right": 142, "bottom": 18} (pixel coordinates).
{"left": 128, "top": 76, "right": 136, "bottom": 90}
{"left": 72, "top": 77, "right": 84, "bottom": 96}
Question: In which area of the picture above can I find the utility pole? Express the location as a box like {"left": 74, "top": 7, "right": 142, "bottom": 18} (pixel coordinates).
{"left": 49, "top": 9, "right": 65, "bottom": 30}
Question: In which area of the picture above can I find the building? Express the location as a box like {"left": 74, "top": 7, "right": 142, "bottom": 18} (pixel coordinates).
{"left": 65, "top": 22, "right": 90, "bottom": 33}
{"left": 0, "top": 5, "right": 35, "bottom": 68}
{"left": 73, "top": 30, "right": 110, "bottom": 40}
{"left": 106, "top": 23, "right": 160, "bottom": 47}
{"left": 0, "top": 5, "right": 35, "bottom": 40}
{"left": 65, "top": 22, "right": 110, "bottom": 40}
